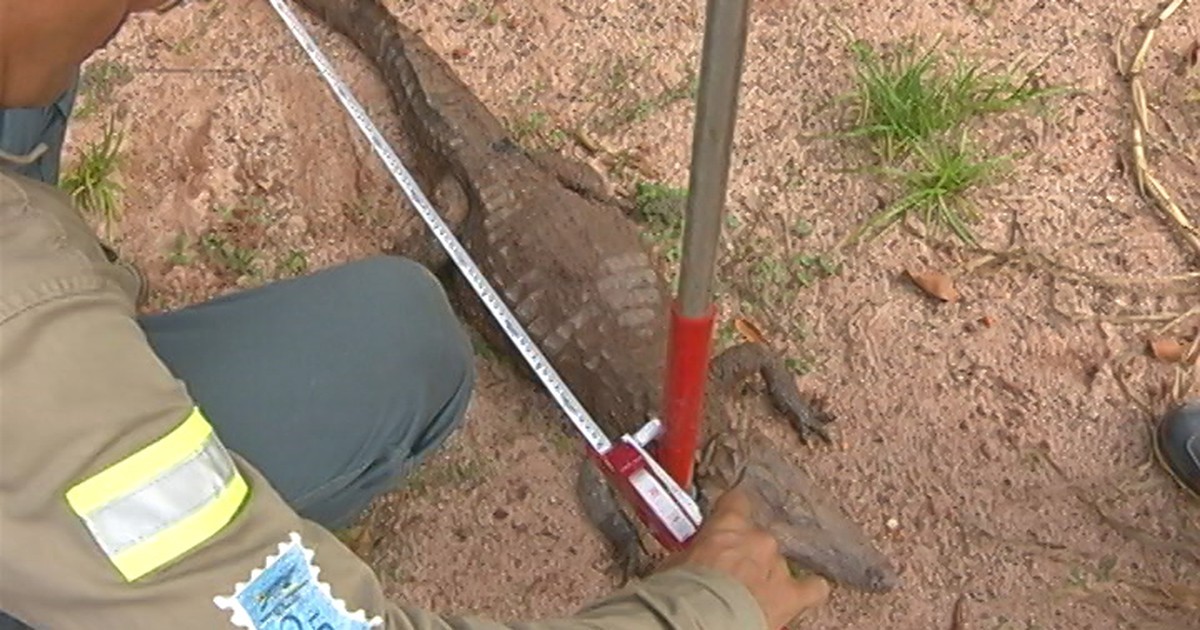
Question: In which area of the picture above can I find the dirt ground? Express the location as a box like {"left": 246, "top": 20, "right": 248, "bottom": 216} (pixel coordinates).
{"left": 62, "top": 0, "right": 1198, "bottom": 628}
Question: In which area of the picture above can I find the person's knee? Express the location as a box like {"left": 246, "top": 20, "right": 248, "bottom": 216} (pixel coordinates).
{"left": 352, "top": 254, "right": 475, "bottom": 400}
{"left": 341, "top": 255, "right": 476, "bottom": 481}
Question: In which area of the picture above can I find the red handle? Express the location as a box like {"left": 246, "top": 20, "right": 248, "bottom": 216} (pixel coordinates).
{"left": 659, "top": 300, "right": 717, "bottom": 490}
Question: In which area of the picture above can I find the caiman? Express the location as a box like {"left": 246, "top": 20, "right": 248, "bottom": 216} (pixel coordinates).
{"left": 294, "top": 0, "right": 899, "bottom": 594}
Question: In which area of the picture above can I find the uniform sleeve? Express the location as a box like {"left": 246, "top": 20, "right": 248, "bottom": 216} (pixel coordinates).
{"left": 0, "top": 176, "right": 766, "bottom": 630}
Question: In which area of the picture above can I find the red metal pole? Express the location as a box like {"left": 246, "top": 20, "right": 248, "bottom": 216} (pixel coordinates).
{"left": 660, "top": 0, "right": 751, "bottom": 490}
{"left": 660, "top": 302, "right": 717, "bottom": 490}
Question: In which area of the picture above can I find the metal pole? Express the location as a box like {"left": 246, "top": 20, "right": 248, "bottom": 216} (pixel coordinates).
{"left": 660, "top": 0, "right": 751, "bottom": 490}
{"left": 677, "top": 0, "right": 750, "bottom": 316}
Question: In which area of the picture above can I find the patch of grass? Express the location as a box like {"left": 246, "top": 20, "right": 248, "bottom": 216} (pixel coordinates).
{"left": 602, "top": 56, "right": 641, "bottom": 95}
{"left": 171, "top": 1, "right": 226, "bottom": 55}
{"left": 276, "top": 250, "right": 308, "bottom": 278}
{"left": 193, "top": 198, "right": 274, "bottom": 284}
{"left": 632, "top": 181, "right": 688, "bottom": 263}
{"left": 746, "top": 250, "right": 841, "bottom": 298}
{"left": 508, "top": 111, "right": 550, "bottom": 142}
{"left": 790, "top": 216, "right": 814, "bottom": 238}
{"left": 715, "top": 318, "right": 740, "bottom": 350}
{"left": 839, "top": 37, "right": 1059, "bottom": 245}
{"left": 606, "top": 71, "right": 698, "bottom": 130}
{"left": 403, "top": 457, "right": 488, "bottom": 498}
{"left": 462, "top": 0, "right": 504, "bottom": 26}
{"left": 60, "top": 117, "right": 125, "bottom": 239}
{"left": 852, "top": 135, "right": 1009, "bottom": 246}
{"left": 166, "top": 232, "right": 193, "bottom": 266}
{"left": 964, "top": 0, "right": 1000, "bottom": 18}
{"left": 789, "top": 252, "right": 843, "bottom": 285}
{"left": 584, "top": 53, "right": 652, "bottom": 112}
{"left": 469, "top": 332, "right": 499, "bottom": 361}
{"left": 844, "top": 38, "right": 1054, "bottom": 161}
{"left": 74, "top": 60, "right": 133, "bottom": 119}
{"left": 199, "top": 231, "right": 259, "bottom": 279}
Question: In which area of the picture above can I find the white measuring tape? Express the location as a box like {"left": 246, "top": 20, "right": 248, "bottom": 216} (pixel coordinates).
{"left": 265, "top": 0, "right": 614, "bottom": 453}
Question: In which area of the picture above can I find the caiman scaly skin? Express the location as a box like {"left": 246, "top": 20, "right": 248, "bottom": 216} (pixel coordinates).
{"left": 294, "top": 0, "right": 899, "bottom": 593}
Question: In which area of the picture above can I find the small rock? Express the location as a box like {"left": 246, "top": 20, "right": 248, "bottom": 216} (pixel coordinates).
{"left": 885, "top": 517, "right": 900, "bottom": 531}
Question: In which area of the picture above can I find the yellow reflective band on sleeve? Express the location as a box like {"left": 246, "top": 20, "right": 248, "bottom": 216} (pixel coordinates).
{"left": 65, "top": 407, "right": 250, "bottom": 582}
{"left": 66, "top": 410, "right": 213, "bottom": 515}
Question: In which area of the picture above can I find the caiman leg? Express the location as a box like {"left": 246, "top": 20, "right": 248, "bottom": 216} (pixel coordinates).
{"left": 523, "top": 149, "right": 613, "bottom": 204}
{"left": 575, "top": 459, "right": 651, "bottom": 584}
{"left": 707, "top": 341, "right": 834, "bottom": 445}
{"left": 390, "top": 171, "right": 471, "bottom": 272}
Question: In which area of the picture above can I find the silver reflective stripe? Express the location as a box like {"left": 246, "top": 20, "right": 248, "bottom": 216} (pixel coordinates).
{"left": 81, "top": 435, "right": 237, "bottom": 557}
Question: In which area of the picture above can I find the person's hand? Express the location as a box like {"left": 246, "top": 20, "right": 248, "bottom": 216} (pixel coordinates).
{"left": 663, "top": 485, "right": 830, "bottom": 628}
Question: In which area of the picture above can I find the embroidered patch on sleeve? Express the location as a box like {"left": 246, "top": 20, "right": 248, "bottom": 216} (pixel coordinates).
{"left": 214, "top": 532, "right": 383, "bottom": 629}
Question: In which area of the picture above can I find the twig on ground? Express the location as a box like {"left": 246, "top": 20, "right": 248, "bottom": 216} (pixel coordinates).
{"left": 1120, "top": 0, "right": 1200, "bottom": 257}
{"left": 1171, "top": 320, "right": 1200, "bottom": 400}
{"left": 567, "top": 126, "right": 663, "bottom": 183}
{"left": 949, "top": 593, "right": 966, "bottom": 630}
{"left": 1108, "top": 305, "right": 1199, "bottom": 415}
{"left": 1033, "top": 444, "right": 1200, "bottom": 566}
{"left": 1114, "top": 347, "right": 1158, "bottom": 416}
{"left": 959, "top": 247, "right": 1200, "bottom": 292}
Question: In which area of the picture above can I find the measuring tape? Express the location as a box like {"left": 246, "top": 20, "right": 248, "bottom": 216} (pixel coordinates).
{"left": 267, "top": 0, "right": 703, "bottom": 549}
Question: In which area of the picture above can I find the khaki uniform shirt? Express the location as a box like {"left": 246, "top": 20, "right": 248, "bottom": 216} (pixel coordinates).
{"left": 0, "top": 166, "right": 766, "bottom": 629}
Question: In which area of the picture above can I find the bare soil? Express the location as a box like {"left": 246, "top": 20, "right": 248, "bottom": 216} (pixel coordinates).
{"left": 64, "top": 0, "right": 1198, "bottom": 628}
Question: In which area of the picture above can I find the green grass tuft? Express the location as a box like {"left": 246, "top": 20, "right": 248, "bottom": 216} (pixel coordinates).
{"left": 845, "top": 38, "right": 1055, "bottom": 161}
{"left": 633, "top": 181, "right": 688, "bottom": 263}
{"left": 74, "top": 60, "right": 133, "bottom": 119}
{"left": 61, "top": 118, "right": 125, "bottom": 239}
{"left": 838, "top": 37, "right": 1059, "bottom": 245}
{"left": 852, "top": 135, "right": 1008, "bottom": 246}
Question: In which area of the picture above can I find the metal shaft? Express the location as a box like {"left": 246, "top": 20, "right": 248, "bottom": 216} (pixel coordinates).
{"left": 677, "top": 0, "right": 751, "bottom": 317}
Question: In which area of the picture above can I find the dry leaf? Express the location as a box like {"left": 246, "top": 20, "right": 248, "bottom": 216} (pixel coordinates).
{"left": 906, "top": 268, "right": 960, "bottom": 302}
{"left": 1148, "top": 337, "right": 1185, "bottom": 363}
{"left": 733, "top": 317, "right": 767, "bottom": 344}
{"left": 979, "top": 315, "right": 995, "bottom": 328}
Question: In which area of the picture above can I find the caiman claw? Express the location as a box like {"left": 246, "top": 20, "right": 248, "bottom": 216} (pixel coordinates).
{"left": 777, "top": 394, "right": 835, "bottom": 447}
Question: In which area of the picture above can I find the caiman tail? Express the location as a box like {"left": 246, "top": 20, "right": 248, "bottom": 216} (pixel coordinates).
{"left": 293, "top": 0, "right": 507, "bottom": 167}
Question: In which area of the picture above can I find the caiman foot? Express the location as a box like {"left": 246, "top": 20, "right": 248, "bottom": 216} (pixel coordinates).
{"left": 575, "top": 459, "right": 652, "bottom": 584}
{"left": 710, "top": 342, "right": 835, "bottom": 446}
{"left": 525, "top": 148, "right": 612, "bottom": 204}
{"left": 390, "top": 171, "right": 470, "bottom": 273}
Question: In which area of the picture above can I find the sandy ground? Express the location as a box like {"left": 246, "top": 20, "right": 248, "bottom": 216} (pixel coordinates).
{"left": 60, "top": 0, "right": 1199, "bottom": 628}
